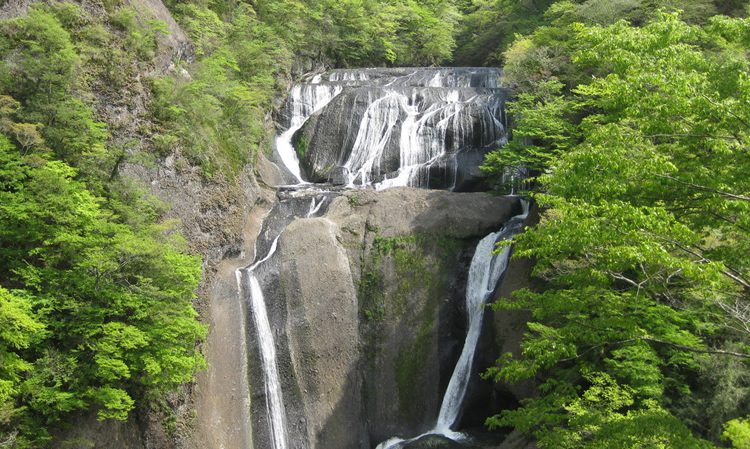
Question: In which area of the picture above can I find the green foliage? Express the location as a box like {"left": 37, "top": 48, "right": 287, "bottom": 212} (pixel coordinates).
{"left": 676, "top": 347, "right": 750, "bottom": 441}
{"left": 387, "top": 0, "right": 460, "bottom": 66}
{"left": 495, "top": 372, "right": 711, "bottom": 448}
{"left": 0, "top": 134, "right": 206, "bottom": 442}
{"left": 481, "top": 79, "right": 580, "bottom": 190}
{"left": 150, "top": 2, "right": 294, "bottom": 179}
{"left": 248, "top": 0, "right": 458, "bottom": 67}
{"left": 479, "top": 3, "right": 595, "bottom": 192}
{"left": 110, "top": 7, "right": 168, "bottom": 60}
{"left": 0, "top": 4, "right": 113, "bottom": 182}
{"left": 0, "top": 3, "right": 208, "bottom": 442}
{"left": 0, "top": 5, "right": 78, "bottom": 98}
{"left": 0, "top": 287, "right": 43, "bottom": 441}
{"left": 453, "top": 0, "right": 557, "bottom": 66}
{"left": 484, "top": 10, "right": 750, "bottom": 447}
{"left": 723, "top": 417, "right": 750, "bottom": 448}
{"left": 228, "top": 6, "right": 291, "bottom": 94}
{"left": 452, "top": 0, "right": 748, "bottom": 67}
{"left": 173, "top": 3, "right": 226, "bottom": 57}
{"left": 296, "top": 135, "right": 308, "bottom": 161}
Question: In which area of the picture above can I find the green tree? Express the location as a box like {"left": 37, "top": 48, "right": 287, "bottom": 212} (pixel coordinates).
{"left": 452, "top": 0, "right": 558, "bottom": 66}
{"left": 0, "top": 4, "right": 111, "bottom": 178}
{"left": 0, "top": 118, "right": 205, "bottom": 443}
{"left": 485, "top": 12, "right": 750, "bottom": 447}
{"left": 481, "top": 78, "right": 579, "bottom": 189}
{"left": 0, "top": 287, "right": 44, "bottom": 445}
{"left": 391, "top": 0, "right": 459, "bottom": 66}
{"left": 723, "top": 417, "right": 750, "bottom": 448}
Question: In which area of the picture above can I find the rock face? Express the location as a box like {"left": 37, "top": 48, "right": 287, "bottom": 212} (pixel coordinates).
{"left": 236, "top": 187, "right": 523, "bottom": 448}
{"left": 280, "top": 217, "right": 362, "bottom": 448}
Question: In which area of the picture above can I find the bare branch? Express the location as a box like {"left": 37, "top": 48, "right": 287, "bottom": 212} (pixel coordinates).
{"left": 637, "top": 336, "right": 750, "bottom": 358}
{"left": 707, "top": 210, "right": 750, "bottom": 233}
{"left": 561, "top": 335, "right": 750, "bottom": 362}
{"left": 653, "top": 234, "right": 750, "bottom": 289}
{"left": 608, "top": 270, "right": 646, "bottom": 291}
{"left": 652, "top": 173, "right": 750, "bottom": 202}
{"left": 632, "top": 133, "right": 739, "bottom": 140}
{"left": 702, "top": 94, "right": 750, "bottom": 131}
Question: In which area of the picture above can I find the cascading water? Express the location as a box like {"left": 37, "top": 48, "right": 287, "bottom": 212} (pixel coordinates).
{"left": 305, "top": 196, "right": 325, "bottom": 218}
{"left": 437, "top": 202, "right": 529, "bottom": 431}
{"left": 278, "top": 67, "right": 509, "bottom": 190}
{"left": 344, "top": 92, "right": 404, "bottom": 187}
{"left": 275, "top": 82, "right": 343, "bottom": 183}
{"left": 377, "top": 90, "right": 506, "bottom": 190}
{"left": 376, "top": 201, "right": 530, "bottom": 449}
{"left": 237, "top": 237, "right": 288, "bottom": 449}
{"left": 237, "top": 193, "right": 334, "bottom": 449}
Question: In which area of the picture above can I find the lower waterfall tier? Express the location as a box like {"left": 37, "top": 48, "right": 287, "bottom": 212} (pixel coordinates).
{"left": 236, "top": 187, "right": 525, "bottom": 449}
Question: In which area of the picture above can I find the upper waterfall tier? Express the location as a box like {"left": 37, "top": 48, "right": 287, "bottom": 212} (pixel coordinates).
{"left": 276, "top": 67, "right": 509, "bottom": 191}
{"left": 320, "top": 67, "right": 502, "bottom": 88}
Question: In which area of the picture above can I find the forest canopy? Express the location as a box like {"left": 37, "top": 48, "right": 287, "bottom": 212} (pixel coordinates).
{"left": 0, "top": 4, "right": 208, "bottom": 446}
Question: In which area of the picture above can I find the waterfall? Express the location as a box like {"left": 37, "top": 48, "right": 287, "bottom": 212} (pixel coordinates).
{"left": 280, "top": 67, "right": 509, "bottom": 190}
{"left": 236, "top": 190, "right": 339, "bottom": 449}
{"left": 344, "top": 92, "right": 404, "bottom": 187}
{"left": 247, "top": 275, "right": 288, "bottom": 449}
{"left": 377, "top": 90, "right": 507, "bottom": 190}
{"left": 376, "top": 201, "right": 529, "bottom": 449}
{"left": 237, "top": 236, "right": 288, "bottom": 449}
{"left": 339, "top": 87, "right": 507, "bottom": 190}
{"left": 241, "top": 68, "right": 517, "bottom": 449}
{"left": 276, "top": 83, "right": 343, "bottom": 183}
{"left": 436, "top": 204, "right": 528, "bottom": 432}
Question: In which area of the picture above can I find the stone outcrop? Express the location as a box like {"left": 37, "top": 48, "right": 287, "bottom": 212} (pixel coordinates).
{"left": 279, "top": 217, "right": 362, "bottom": 448}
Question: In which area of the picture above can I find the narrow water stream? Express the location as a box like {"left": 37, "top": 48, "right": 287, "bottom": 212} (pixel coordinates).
{"left": 235, "top": 192, "right": 334, "bottom": 449}
{"left": 238, "top": 237, "right": 287, "bottom": 449}
{"left": 275, "top": 83, "right": 343, "bottom": 183}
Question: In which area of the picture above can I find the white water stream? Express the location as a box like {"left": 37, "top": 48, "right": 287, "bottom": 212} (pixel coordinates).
{"left": 343, "top": 89, "right": 507, "bottom": 190}
{"left": 237, "top": 195, "right": 332, "bottom": 449}
{"left": 275, "top": 83, "right": 343, "bottom": 183}
{"left": 237, "top": 236, "right": 288, "bottom": 449}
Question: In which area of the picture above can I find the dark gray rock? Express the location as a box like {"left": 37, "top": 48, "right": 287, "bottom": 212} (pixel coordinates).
{"left": 403, "top": 434, "right": 465, "bottom": 448}
{"left": 330, "top": 166, "right": 351, "bottom": 185}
